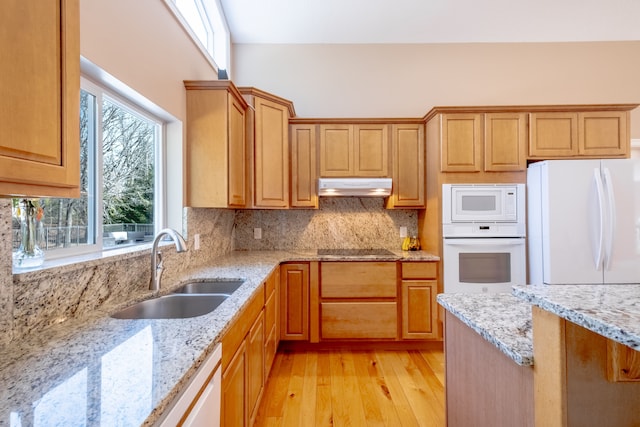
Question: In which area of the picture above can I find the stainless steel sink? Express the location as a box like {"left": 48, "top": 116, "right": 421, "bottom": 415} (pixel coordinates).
{"left": 171, "top": 279, "right": 245, "bottom": 295}
{"left": 111, "top": 294, "right": 228, "bottom": 319}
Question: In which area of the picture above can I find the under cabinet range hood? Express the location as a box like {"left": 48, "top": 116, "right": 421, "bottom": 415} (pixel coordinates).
{"left": 317, "top": 178, "right": 392, "bottom": 197}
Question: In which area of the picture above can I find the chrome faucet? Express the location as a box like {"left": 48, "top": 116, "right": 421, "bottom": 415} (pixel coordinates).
{"left": 150, "top": 228, "right": 188, "bottom": 291}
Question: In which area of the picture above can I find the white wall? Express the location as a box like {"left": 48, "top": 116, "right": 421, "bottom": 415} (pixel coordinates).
{"left": 231, "top": 42, "right": 640, "bottom": 137}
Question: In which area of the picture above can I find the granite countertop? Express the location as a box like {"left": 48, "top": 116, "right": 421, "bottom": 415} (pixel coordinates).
{"left": 0, "top": 249, "right": 438, "bottom": 426}
{"left": 437, "top": 293, "right": 533, "bottom": 366}
{"left": 513, "top": 284, "right": 640, "bottom": 351}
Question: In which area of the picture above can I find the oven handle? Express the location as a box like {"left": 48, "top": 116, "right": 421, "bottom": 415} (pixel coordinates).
{"left": 443, "top": 238, "right": 525, "bottom": 246}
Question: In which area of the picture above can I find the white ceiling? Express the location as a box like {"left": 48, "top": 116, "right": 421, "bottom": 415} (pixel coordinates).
{"left": 219, "top": 0, "right": 640, "bottom": 44}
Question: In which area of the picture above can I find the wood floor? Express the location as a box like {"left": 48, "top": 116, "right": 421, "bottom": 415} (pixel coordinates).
{"left": 253, "top": 347, "right": 445, "bottom": 426}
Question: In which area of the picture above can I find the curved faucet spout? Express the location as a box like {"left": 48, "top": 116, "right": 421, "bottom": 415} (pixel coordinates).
{"left": 150, "top": 228, "right": 188, "bottom": 291}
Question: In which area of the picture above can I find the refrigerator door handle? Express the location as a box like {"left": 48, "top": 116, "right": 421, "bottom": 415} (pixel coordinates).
{"left": 593, "top": 168, "right": 606, "bottom": 271}
{"left": 602, "top": 167, "right": 616, "bottom": 270}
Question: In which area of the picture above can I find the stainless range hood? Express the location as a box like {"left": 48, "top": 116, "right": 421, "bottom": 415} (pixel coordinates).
{"left": 318, "top": 178, "right": 392, "bottom": 197}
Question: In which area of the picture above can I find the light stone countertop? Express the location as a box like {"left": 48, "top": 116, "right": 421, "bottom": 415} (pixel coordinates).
{"left": 437, "top": 293, "right": 534, "bottom": 366}
{"left": 0, "top": 250, "right": 438, "bottom": 427}
{"left": 513, "top": 284, "right": 640, "bottom": 351}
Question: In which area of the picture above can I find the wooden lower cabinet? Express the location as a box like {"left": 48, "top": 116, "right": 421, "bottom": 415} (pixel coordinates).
{"left": 247, "top": 311, "right": 265, "bottom": 425}
{"left": 280, "top": 263, "right": 310, "bottom": 340}
{"left": 401, "top": 280, "right": 437, "bottom": 339}
{"left": 401, "top": 262, "right": 439, "bottom": 340}
{"left": 222, "top": 340, "right": 247, "bottom": 427}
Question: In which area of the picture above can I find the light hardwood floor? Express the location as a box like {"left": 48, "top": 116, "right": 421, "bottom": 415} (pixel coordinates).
{"left": 254, "top": 348, "right": 445, "bottom": 426}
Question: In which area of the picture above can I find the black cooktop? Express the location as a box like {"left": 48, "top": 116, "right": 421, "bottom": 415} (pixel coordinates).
{"left": 317, "top": 249, "right": 395, "bottom": 256}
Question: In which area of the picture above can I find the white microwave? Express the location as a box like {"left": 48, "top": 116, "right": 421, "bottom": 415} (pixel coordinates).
{"left": 442, "top": 184, "right": 526, "bottom": 236}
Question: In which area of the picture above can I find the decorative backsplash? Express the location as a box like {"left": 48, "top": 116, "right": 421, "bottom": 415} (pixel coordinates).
{"left": 0, "top": 205, "right": 235, "bottom": 344}
{"left": 0, "top": 197, "right": 420, "bottom": 344}
{"left": 234, "top": 198, "right": 419, "bottom": 251}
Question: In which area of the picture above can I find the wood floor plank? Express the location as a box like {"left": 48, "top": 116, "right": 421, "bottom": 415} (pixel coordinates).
{"left": 281, "top": 351, "right": 307, "bottom": 427}
{"left": 374, "top": 350, "right": 421, "bottom": 427}
{"left": 314, "top": 351, "right": 333, "bottom": 426}
{"left": 389, "top": 350, "right": 445, "bottom": 427}
{"left": 352, "top": 350, "right": 392, "bottom": 427}
{"left": 254, "top": 347, "right": 445, "bottom": 427}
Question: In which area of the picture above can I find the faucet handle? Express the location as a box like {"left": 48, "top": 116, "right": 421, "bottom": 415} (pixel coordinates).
{"left": 156, "top": 251, "right": 164, "bottom": 270}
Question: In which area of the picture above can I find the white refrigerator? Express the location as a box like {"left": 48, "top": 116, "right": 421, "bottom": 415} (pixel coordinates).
{"left": 528, "top": 159, "right": 640, "bottom": 285}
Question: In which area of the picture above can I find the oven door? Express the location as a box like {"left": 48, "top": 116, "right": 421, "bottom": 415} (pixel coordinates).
{"left": 443, "top": 238, "right": 526, "bottom": 293}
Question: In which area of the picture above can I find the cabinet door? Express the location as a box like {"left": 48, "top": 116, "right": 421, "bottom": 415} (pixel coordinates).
{"left": 290, "top": 124, "right": 318, "bottom": 208}
{"left": 441, "top": 114, "right": 483, "bottom": 172}
{"left": 579, "top": 111, "right": 628, "bottom": 157}
{"left": 319, "top": 125, "right": 353, "bottom": 176}
{"left": 222, "top": 341, "right": 246, "bottom": 427}
{"left": 388, "top": 123, "right": 425, "bottom": 208}
{"left": 0, "top": 0, "right": 80, "bottom": 197}
{"left": 280, "top": 263, "right": 309, "bottom": 340}
{"left": 254, "top": 97, "right": 289, "bottom": 207}
{"left": 529, "top": 112, "right": 578, "bottom": 158}
{"left": 401, "top": 280, "right": 437, "bottom": 339}
{"left": 247, "top": 311, "right": 265, "bottom": 426}
{"left": 228, "top": 94, "right": 247, "bottom": 206}
{"left": 264, "top": 287, "right": 278, "bottom": 377}
{"left": 354, "top": 124, "right": 389, "bottom": 177}
{"left": 484, "top": 113, "right": 527, "bottom": 172}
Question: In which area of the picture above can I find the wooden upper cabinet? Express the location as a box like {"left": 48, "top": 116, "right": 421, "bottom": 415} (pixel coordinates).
{"left": 579, "top": 111, "right": 628, "bottom": 157}
{"left": 529, "top": 112, "right": 579, "bottom": 158}
{"left": 319, "top": 124, "right": 389, "bottom": 177}
{"left": 440, "top": 114, "right": 483, "bottom": 172}
{"left": 184, "top": 81, "right": 248, "bottom": 208}
{"left": 240, "top": 88, "right": 294, "bottom": 209}
{"left": 0, "top": 0, "right": 80, "bottom": 197}
{"left": 387, "top": 123, "right": 425, "bottom": 208}
{"left": 529, "top": 109, "right": 631, "bottom": 159}
{"left": 354, "top": 124, "right": 389, "bottom": 176}
{"left": 484, "top": 113, "right": 527, "bottom": 172}
{"left": 319, "top": 124, "right": 353, "bottom": 176}
{"left": 290, "top": 124, "right": 318, "bottom": 208}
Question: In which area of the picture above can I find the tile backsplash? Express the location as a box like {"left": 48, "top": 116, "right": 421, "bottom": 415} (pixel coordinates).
{"left": 234, "top": 198, "right": 419, "bottom": 251}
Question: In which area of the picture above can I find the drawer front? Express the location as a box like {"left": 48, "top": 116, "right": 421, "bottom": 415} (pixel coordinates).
{"left": 321, "top": 302, "right": 397, "bottom": 339}
{"left": 321, "top": 262, "right": 397, "bottom": 298}
{"left": 402, "top": 262, "right": 437, "bottom": 279}
{"left": 265, "top": 269, "right": 277, "bottom": 298}
{"left": 265, "top": 290, "right": 276, "bottom": 332}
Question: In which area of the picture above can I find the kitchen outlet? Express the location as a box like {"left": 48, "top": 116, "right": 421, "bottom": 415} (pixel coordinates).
{"left": 399, "top": 226, "right": 408, "bottom": 238}
{"left": 194, "top": 234, "right": 200, "bottom": 250}
{"left": 254, "top": 228, "right": 262, "bottom": 239}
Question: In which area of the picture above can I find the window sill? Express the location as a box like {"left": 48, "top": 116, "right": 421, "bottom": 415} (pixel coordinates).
{"left": 12, "top": 243, "right": 158, "bottom": 282}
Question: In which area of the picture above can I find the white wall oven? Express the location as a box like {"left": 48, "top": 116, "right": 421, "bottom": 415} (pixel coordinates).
{"left": 443, "top": 184, "right": 526, "bottom": 293}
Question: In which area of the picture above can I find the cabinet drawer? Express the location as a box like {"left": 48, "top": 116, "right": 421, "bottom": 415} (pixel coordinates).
{"left": 321, "top": 262, "right": 397, "bottom": 298}
{"left": 321, "top": 302, "right": 397, "bottom": 339}
{"left": 402, "top": 262, "right": 437, "bottom": 279}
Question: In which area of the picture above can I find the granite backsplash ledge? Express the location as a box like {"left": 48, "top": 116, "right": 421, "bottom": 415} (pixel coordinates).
{"left": 234, "top": 197, "right": 419, "bottom": 251}
{"left": 1, "top": 206, "right": 235, "bottom": 344}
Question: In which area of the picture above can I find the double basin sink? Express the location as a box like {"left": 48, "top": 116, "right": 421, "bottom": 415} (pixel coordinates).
{"left": 111, "top": 279, "right": 245, "bottom": 320}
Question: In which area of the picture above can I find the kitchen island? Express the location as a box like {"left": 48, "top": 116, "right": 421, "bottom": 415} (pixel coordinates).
{"left": 439, "top": 285, "right": 640, "bottom": 427}
{"left": 0, "top": 249, "right": 437, "bottom": 426}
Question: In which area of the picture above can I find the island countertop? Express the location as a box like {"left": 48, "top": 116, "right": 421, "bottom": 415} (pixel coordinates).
{"left": 0, "top": 250, "right": 438, "bottom": 426}
{"left": 512, "top": 284, "right": 640, "bottom": 351}
{"left": 437, "top": 292, "right": 533, "bottom": 366}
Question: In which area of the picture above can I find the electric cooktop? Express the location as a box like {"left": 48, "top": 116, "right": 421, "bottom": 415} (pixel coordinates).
{"left": 316, "top": 249, "right": 395, "bottom": 257}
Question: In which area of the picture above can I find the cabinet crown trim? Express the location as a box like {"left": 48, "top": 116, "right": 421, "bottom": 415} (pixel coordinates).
{"left": 423, "top": 104, "right": 639, "bottom": 122}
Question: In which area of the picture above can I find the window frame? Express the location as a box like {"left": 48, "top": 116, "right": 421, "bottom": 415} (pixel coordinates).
{"left": 41, "top": 77, "right": 166, "bottom": 261}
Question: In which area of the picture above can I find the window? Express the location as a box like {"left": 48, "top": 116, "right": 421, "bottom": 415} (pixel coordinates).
{"left": 12, "top": 78, "right": 164, "bottom": 260}
{"left": 165, "top": 0, "right": 230, "bottom": 71}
